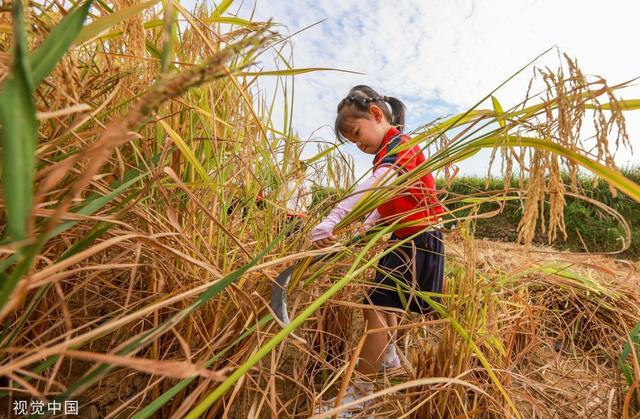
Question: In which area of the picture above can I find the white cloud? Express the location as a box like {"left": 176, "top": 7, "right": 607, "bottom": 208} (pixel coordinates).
{"left": 184, "top": 0, "right": 640, "bottom": 177}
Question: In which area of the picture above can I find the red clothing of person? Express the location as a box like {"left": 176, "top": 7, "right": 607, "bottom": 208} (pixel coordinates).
{"left": 373, "top": 127, "right": 444, "bottom": 238}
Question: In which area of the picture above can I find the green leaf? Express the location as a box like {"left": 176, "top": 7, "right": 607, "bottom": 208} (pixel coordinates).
{"left": 57, "top": 221, "right": 290, "bottom": 401}
{"left": 95, "top": 0, "right": 113, "bottom": 13}
{"left": 50, "top": 171, "right": 146, "bottom": 239}
{"left": 30, "top": 1, "right": 94, "bottom": 87}
{"left": 0, "top": 171, "right": 146, "bottom": 312}
{"left": 184, "top": 226, "right": 391, "bottom": 418}
{"left": 491, "top": 95, "right": 506, "bottom": 128}
{"left": 476, "top": 136, "right": 640, "bottom": 203}
{"left": 145, "top": 39, "right": 162, "bottom": 60}
{"left": 0, "top": 1, "right": 37, "bottom": 243}
{"left": 303, "top": 144, "right": 339, "bottom": 165}
{"left": 0, "top": 244, "right": 41, "bottom": 315}
{"left": 160, "top": 1, "right": 176, "bottom": 73}
{"left": 0, "top": 222, "right": 113, "bottom": 349}
{"left": 75, "top": 0, "right": 161, "bottom": 45}
{"left": 202, "top": 16, "right": 254, "bottom": 26}
{"left": 238, "top": 67, "right": 363, "bottom": 77}
{"left": 160, "top": 120, "right": 210, "bottom": 184}
{"left": 132, "top": 315, "right": 272, "bottom": 419}
{"left": 619, "top": 320, "right": 640, "bottom": 385}
{"left": 211, "top": 0, "right": 234, "bottom": 18}
{"left": 585, "top": 99, "right": 640, "bottom": 111}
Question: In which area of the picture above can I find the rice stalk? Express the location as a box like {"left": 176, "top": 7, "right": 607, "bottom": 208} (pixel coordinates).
{"left": 0, "top": 2, "right": 638, "bottom": 418}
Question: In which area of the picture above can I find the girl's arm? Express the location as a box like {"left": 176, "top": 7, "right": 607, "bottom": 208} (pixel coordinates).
{"left": 363, "top": 207, "right": 380, "bottom": 226}
{"left": 311, "top": 165, "right": 392, "bottom": 243}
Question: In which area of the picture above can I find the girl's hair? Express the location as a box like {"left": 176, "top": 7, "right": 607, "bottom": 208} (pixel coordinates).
{"left": 334, "top": 85, "right": 406, "bottom": 141}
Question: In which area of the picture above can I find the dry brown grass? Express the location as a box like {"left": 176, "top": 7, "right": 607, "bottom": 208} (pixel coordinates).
{"left": 0, "top": 2, "right": 638, "bottom": 418}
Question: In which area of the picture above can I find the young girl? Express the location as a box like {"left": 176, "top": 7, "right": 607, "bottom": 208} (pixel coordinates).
{"left": 311, "top": 85, "right": 445, "bottom": 414}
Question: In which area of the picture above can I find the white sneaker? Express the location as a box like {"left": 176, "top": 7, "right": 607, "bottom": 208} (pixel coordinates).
{"left": 381, "top": 354, "right": 401, "bottom": 370}
{"left": 313, "top": 381, "right": 373, "bottom": 418}
{"left": 380, "top": 343, "right": 401, "bottom": 370}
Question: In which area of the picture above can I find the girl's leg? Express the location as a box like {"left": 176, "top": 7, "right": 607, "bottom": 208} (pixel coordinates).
{"left": 385, "top": 312, "right": 398, "bottom": 333}
{"left": 356, "top": 307, "right": 389, "bottom": 376}
{"left": 382, "top": 312, "right": 401, "bottom": 368}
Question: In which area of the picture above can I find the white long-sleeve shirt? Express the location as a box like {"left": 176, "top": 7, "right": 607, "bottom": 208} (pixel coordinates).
{"left": 278, "top": 178, "right": 312, "bottom": 216}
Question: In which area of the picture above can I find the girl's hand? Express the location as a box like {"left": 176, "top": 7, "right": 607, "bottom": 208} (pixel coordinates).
{"left": 312, "top": 235, "right": 337, "bottom": 248}
{"left": 310, "top": 221, "right": 336, "bottom": 248}
{"left": 356, "top": 222, "right": 368, "bottom": 237}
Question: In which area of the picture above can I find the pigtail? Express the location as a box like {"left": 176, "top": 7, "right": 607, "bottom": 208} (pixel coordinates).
{"left": 383, "top": 96, "right": 406, "bottom": 132}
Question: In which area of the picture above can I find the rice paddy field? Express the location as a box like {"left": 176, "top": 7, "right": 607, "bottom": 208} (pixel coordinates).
{"left": 0, "top": 1, "right": 639, "bottom": 418}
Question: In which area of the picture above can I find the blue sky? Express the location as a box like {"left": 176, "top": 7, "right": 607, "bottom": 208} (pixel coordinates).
{"left": 182, "top": 0, "right": 640, "bottom": 179}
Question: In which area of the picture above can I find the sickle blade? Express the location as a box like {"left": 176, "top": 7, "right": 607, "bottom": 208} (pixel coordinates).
{"left": 270, "top": 265, "right": 294, "bottom": 325}
{"left": 269, "top": 236, "right": 364, "bottom": 328}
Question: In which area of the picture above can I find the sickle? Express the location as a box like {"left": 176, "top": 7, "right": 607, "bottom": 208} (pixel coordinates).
{"left": 270, "top": 235, "right": 365, "bottom": 326}
{"left": 269, "top": 221, "right": 456, "bottom": 325}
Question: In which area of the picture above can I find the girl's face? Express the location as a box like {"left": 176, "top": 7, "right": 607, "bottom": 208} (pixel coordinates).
{"left": 340, "top": 105, "right": 390, "bottom": 155}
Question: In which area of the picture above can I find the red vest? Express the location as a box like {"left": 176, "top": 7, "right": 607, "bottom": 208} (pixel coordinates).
{"left": 373, "top": 127, "right": 444, "bottom": 238}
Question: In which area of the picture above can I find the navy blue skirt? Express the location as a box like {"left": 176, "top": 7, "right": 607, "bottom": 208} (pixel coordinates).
{"left": 366, "top": 230, "right": 445, "bottom": 314}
